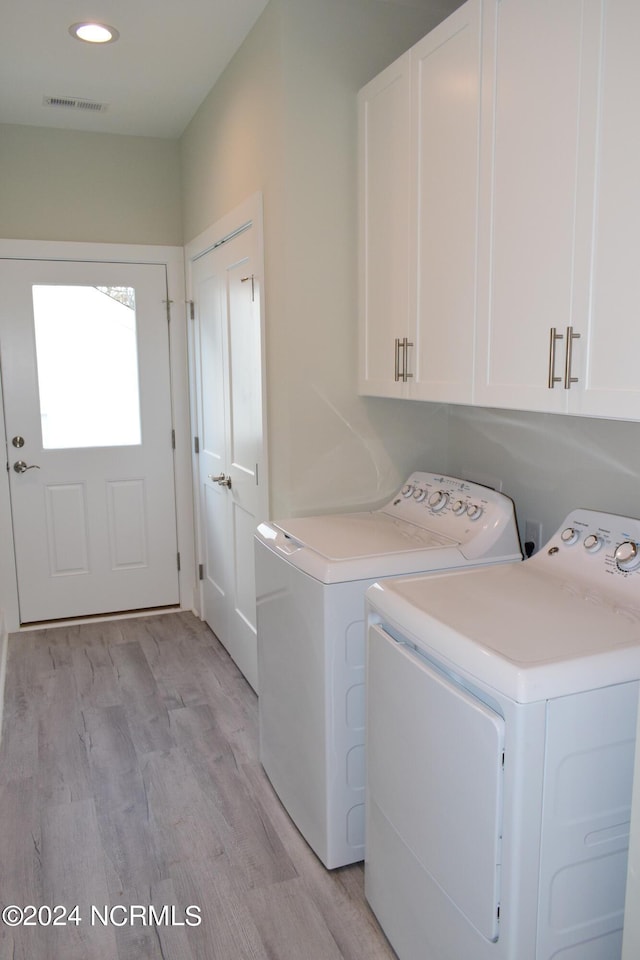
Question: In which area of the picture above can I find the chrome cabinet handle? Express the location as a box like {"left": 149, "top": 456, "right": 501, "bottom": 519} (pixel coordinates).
{"left": 548, "top": 327, "right": 563, "bottom": 388}
{"left": 402, "top": 337, "right": 414, "bottom": 382}
{"left": 13, "top": 460, "right": 40, "bottom": 473}
{"left": 394, "top": 337, "right": 414, "bottom": 383}
{"left": 563, "top": 326, "right": 581, "bottom": 389}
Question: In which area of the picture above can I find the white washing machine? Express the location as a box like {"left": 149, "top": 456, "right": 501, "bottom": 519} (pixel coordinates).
{"left": 365, "top": 508, "right": 640, "bottom": 960}
{"left": 254, "top": 471, "right": 522, "bottom": 868}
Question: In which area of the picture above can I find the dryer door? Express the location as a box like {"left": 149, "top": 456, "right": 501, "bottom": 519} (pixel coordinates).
{"left": 367, "top": 622, "right": 505, "bottom": 941}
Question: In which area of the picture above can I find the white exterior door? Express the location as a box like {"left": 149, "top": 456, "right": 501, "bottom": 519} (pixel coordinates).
{"left": 0, "top": 258, "right": 179, "bottom": 623}
{"left": 189, "top": 198, "right": 267, "bottom": 692}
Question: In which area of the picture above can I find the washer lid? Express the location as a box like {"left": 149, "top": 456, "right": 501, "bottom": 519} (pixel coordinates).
{"left": 367, "top": 563, "right": 640, "bottom": 703}
{"left": 256, "top": 512, "right": 466, "bottom": 584}
{"left": 274, "top": 511, "right": 454, "bottom": 560}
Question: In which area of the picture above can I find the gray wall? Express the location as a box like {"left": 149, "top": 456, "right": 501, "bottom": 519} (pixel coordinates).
{"left": 447, "top": 405, "right": 640, "bottom": 552}
{"left": 180, "top": 0, "right": 461, "bottom": 519}
{"left": 0, "top": 124, "right": 182, "bottom": 245}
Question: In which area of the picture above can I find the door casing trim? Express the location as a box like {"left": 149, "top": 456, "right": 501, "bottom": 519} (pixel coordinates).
{"left": 0, "top": 239, "right": 195, "bottom": 631}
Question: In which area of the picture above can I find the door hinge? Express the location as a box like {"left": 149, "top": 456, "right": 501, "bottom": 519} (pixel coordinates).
{"left": 163, "top": 298, "right": 173, "bottom": 324}
{"left": 194, "top": 436, "right": 200, "bottom": 454}
{"left": 171, "top": 429, "right": 176, "bottom": 450}
{"left": 177, "top": 552, "right": 181, "bottom": 571}
{"left": 198, "top": 563, "right": 204, "bottom": 581}
{"left": 189, "top": 300, "right": 195, "bottom": 320}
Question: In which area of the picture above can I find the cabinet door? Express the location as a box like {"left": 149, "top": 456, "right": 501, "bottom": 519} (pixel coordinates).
{"left": 412, "top": 0, "right": 481, "bottom": 405}
{"left": 358, "top": 52, "right": 414, "bottom": 397}
{"left": 475, "top": 0, "right": 589, "bottom": 414}
{"left": 573, "top": 0, "right": 640, "bottom": 420}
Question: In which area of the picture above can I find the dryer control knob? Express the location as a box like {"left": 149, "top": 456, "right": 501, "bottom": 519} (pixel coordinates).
{"left": 466, "top": 504, "right": 483, "bottom": 521}
{"left": 561, "top": 527, "right": 579, "bottom": 545}
{"left": 428, "top": 490, "right": 448, "bottom": 511}
{"left": 452, "top": 500, "right": 466, "bottom": 516}
{"left": 584, "top": 534, "right": 603, "bottom": 553}
{"left": 615, "top": 540, "right": 640, "bottom": 572}
{"left": 401, "top": 483, "right": 414, "bottom": 498}
{"left": 413, "top": 487, "right": 427, "bottom": 502}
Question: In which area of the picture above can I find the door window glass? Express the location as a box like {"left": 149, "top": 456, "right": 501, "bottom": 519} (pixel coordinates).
{"left": 32, "top": 284, "right": 142, "bottom": 448}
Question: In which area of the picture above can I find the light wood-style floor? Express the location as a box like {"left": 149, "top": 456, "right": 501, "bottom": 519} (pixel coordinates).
{"left": 0, "top": 611, "right": 396, "bottom": 960}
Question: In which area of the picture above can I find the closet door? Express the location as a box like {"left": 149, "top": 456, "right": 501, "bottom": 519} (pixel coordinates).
{"left": 189, "top": 202, "right": 267, "bottom": 694}
{"left": 474, "top": 0, "right": 589, "bottom": 414}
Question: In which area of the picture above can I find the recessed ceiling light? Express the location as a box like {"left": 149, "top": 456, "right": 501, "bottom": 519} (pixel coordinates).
{"left": 69, "top": 22, "right": 119, "bottom": 44}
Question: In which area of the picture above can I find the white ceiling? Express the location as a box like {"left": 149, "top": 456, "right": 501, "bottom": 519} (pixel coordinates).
{"left": 0, "top": 0, "right": 270, "bottom": 139}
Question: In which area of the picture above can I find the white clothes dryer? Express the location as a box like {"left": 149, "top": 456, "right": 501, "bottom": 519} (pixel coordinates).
{"left": 254, "top": 472, "right": 521, "bottom": 868}
{"left": 365, "top": 508, "right": 640, "bottom": 960}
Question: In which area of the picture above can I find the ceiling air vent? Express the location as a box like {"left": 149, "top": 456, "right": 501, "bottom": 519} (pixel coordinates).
{"left": 43, "top": 96, "right": 109, "bottom": 113}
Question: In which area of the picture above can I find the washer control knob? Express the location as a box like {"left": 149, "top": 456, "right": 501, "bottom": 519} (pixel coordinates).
{"left": 466, "top": 503, "right": 483, "bottom": 521}
{"left": 561, "top": 527, "right": 579, "bottom": 545}
{"left": 452, "top": 500, "right": 466, "bottom": 516}
{"left": 413, "top": 487, "right": 427, "bottom": 502}
{"left": 583, "top": 534, "right": 603, "bottom": 553}
{"left": 428, "top": 490, "right": 448, "bottom": 511}
{"left": 401, "top": 483, "right": 414, "bottom": 498}
{"left": 615, "top": 541, "right": 640, "bottom": 572}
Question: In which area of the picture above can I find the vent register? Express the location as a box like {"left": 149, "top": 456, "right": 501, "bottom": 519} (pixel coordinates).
{"left": 43, "top": 95, "right": 109, "bottom": 113}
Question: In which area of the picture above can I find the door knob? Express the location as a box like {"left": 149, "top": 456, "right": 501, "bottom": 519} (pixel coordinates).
{"left": 13, "top": 460, "right": 40, "bottom": 473}
{"left": 208, "top": 472, "right": 232, "bottom": 488}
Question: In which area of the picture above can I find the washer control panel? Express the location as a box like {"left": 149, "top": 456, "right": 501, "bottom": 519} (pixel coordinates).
{"left": 541, "top": 508, "right": 640, "bottom": 593}
{"left": 384, "top": 472, "right": 519, "bottom": 549}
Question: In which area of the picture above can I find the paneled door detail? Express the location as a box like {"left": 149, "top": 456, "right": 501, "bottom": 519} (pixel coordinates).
{"left": 0, "top": 259, "right": 179, "bottom": 622}
{"left": 190, "top": 210, "right": 267, "bottom": 692}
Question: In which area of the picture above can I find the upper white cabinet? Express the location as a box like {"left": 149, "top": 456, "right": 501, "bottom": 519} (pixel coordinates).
{"left": 361, "top": 0, "right": 640, "bottom": 421}
{"left": 474, "top": 0, "right": 585, "bottom": 414}
{"left": 358, "top": 51, "right": 413, "bottom": 398}
{"left": 475, "top": 0, "right": 640, "bottom": 420}
{"left": 578, "top": 0, "right": 640, "bottom": 419}
{"left": 358, "top": 1, "right": 481, "bottom": 402}
{"left": 411, "top": 0, "right": 481, "bottom": 404}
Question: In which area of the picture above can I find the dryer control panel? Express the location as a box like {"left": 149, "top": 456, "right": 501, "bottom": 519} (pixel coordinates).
{"left": 535, "top": 508, "right": 640, "bottom": 604}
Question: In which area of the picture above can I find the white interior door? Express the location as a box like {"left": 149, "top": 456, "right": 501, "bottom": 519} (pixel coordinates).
{"left": 0, "top": 258, "right": 179, "bottom": 623}
{"left": 190, "top": 204, "right": 267, "bottom": 692}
